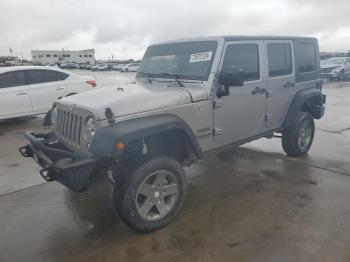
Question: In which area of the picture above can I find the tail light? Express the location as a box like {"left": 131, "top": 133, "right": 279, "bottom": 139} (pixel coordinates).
{"left": 86, "top": 80, "right": 97, "bottom": 87}
{"left": 316, "top": 79, "right": 323, "bottom": 90}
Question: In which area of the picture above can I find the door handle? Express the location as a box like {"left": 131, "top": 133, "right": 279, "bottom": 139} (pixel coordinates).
{"left": 56, "top": 87, "right": 65, "bottom": 90}
{"left": 284, "top": 81, "right": 295, "bottom": 88}
{"left": 16, "top": 91, "right": 28, "bottom": 95}
{"left": 251, "top": 86, "right": 266, "bottom": 95}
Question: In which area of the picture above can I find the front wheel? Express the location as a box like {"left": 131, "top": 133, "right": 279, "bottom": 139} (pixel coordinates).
{"left": 282, "top": 112, "right": 315, "bottom": 157}
{"left": 113, "top": 156, "right": 187, "bottom": 232}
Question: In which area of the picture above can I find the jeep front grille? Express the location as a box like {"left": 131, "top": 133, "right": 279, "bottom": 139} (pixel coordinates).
{"left": 55, "top": 109, "right": 83, "bottom": 147}
{"left": 53, "top": 103, "right": 94, "bottom": 154}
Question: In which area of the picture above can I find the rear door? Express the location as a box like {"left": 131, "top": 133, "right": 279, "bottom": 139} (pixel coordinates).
{"left": 0, "top": 70, "right": 32, "bottom": 119}
{"left": 264, "top": 40, "right": 295, "bottom": 130}
{"left": 213, "top": 41, "right": 267, "bottom": 145}
{"left": 25, "top": 69, "right": 67, "bottom": 113}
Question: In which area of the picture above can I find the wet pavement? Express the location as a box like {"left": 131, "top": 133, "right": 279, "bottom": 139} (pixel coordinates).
{"left": 0, "top": 76, "right": 350, "bottom": 262}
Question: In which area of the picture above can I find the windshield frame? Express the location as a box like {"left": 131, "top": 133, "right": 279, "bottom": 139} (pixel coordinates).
{"left": 137, "top": 40, "right": 218, "bottom": 82}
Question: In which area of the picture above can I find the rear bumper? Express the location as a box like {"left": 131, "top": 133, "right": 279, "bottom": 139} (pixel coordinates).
{"left": 314, "top": 94, "right": 326, "bottom": 119}
{"left": 19, "top": 131, "right": 97, "bottom": 192}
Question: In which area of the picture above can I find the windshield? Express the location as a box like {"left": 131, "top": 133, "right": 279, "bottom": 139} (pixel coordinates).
{"left": 322, "top": 58, "right": 345, "bottom": 65}
{"left": 137, "top": 41, "right": 218, "bottom": 81}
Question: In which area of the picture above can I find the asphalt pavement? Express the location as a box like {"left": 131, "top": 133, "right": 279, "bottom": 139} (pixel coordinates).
{"left": 0, "top": 74, "right": 350, "bottom": 262}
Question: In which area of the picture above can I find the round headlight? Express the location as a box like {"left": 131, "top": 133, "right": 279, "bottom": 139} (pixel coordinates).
{"left": 51, "top": 106, "right": 58, "bottom": 126}
{"left": 84, "top": 117, "right": 96, "bottom": 143}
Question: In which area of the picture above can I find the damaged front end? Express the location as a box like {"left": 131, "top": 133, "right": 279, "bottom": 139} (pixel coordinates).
{"left": 19, "top": 132, "right": 97, "bottom": 192}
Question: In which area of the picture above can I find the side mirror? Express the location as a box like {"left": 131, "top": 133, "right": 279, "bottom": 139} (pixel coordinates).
{"left": 217, "top": 71, "right": 244, "bottom": 98}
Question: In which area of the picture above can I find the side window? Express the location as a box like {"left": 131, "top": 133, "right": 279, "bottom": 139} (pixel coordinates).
{"left": 295, "top": 43, "right": 316, "bottom": 73}
{"left": 267, "top": 43, "right": 292, "bottom": 77}
{"left": 42, "top": 70, "right": 65, "bottom": 82}
{"left": 222, "top": 44, "right": 260, "bottom": 81}
{"left": 56, "top": 71, "right": 69, "bottom": 80}
{"left": 25, "top": 70, "right": 66, "bottom": 84}
{"left": 0, "top": 71, "right": 25, "bottom": 88}
{"left": 25, "top": 70, "right": 45, "bottom": 85}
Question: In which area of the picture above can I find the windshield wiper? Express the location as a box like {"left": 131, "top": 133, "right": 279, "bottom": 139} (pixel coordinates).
{"left": 138, "top": 71, "right": 153, "bottom": 83}
{"left": 159, "top": 72, "right": 184, "bottom": 87}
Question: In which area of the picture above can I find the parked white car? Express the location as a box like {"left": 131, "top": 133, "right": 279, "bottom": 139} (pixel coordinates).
{"left": 112, "top": 64, "right": 126, "bottom": 71}
{"left": 92, "top": 64, "right": 108, "bottom": 71}
{"left": 122, "top": 63, "right": 140, "bottom": 72}
{"left": 321, "top": 57, "right": 350, "bottom": 80}
{"left": 0, "top": 66, "right": 97, "bottom": 120}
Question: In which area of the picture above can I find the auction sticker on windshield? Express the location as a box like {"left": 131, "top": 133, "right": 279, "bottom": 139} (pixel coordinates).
{"left": 189, "top": 51, "right": 213, "bottom": 63}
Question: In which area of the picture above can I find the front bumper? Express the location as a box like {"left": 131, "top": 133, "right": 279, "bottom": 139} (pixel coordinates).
{"left": 321, "top": 72, "right": 338, "bottom": 78}
{"left": 19, "top": 132, "right": 97, "bottom": 192}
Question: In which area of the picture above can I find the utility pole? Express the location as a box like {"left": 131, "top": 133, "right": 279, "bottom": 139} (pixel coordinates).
{"left": 9, "top": 47, "right": 13, "bottom": 57}
{"left": 123, "top": 46, "right": 126, "bottom": 62}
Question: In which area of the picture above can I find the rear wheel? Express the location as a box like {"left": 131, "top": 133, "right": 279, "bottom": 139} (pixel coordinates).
{"left": 113, "top": 156, "right": 186, "bottom": 232}
{"left": 282, "top": 112, "right": 315, "bottom": 157}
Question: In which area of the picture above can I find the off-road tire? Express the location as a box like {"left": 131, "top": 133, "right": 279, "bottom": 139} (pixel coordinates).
{"left": 282, "top": 112, "right": 315, "bottom": 157}
{"left": 113, "top": 156, "right": 187, "bottom": 232}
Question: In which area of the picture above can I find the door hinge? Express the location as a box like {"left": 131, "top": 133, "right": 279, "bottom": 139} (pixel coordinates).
{"left": 265, "top": 114, "right": 272, "bottom": 121}
{"left": 213, "top": 127, "right": 223, "bottom": 136}
{"left": 213, "top": 100, "right": 223, "bottom": 109}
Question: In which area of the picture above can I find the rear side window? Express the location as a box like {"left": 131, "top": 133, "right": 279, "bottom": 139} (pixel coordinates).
{"left": 25, "top": 70, "right": 68, "bottom": 85}
{"left": 0, "top": 71, "right": 25, "bottom": 88}
{"left": 222, "top": 44, "right": 260, "bottom": 81}
{"left": 267, "top": 43, "right": 292, "bottom": 77}
{"left": 295, "top": 43, "right": 316, "bottom": 73}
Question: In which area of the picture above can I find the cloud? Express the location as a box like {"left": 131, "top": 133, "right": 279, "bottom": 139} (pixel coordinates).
{"left": 0, "top": 0, "right": 350, "bottom": 60}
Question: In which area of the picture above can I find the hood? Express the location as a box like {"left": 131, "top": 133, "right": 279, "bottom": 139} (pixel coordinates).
{"left": 61, "top": 81, "right": 207, "bottom": 120}
{"left": 321, "top": 63, "right": 341, "bottom": 69}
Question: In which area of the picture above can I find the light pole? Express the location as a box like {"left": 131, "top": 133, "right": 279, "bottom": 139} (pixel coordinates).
{"left": 9, "top": 47, "right": 13, "bottom": 57}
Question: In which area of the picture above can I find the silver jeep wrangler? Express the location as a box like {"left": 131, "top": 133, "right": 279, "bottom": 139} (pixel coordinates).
{"left": 20, "top": 36, "right": 326, "bottom": 232}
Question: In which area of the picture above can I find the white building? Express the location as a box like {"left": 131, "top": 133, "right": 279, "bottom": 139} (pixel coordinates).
{"left": 31, "top": 49, "right": 96, "bottom": 65}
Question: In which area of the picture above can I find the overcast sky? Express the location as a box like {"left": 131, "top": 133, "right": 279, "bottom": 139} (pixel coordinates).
{"left": 1, "top": 0, "right": 350, "bottom": 60}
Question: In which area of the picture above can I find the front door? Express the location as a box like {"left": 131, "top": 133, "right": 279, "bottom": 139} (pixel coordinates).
{"left": 213, "top": 41, "right": 267, "bottom": 145}
{"left": 0, "top": 70, "right": 32, "bottom": 119}
{"left": 264, "top": 40, "right": 295, "bottom": 130}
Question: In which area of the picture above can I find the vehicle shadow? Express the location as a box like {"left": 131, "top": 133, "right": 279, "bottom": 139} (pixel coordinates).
{"left": 0, "top": 116, "right": 43, "bottom": 134}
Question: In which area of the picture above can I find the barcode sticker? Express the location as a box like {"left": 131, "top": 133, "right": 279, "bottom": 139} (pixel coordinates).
{"left": 189, "top": 51, "right": 213, "bottom": 63}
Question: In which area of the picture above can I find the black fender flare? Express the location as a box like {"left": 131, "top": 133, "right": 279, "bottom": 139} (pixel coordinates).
{"left": 283, "top": 88, "right": 325, "bottom": 129}
{"left": 43, "top": 109, "right": 52, "bottom": 127}
{"left": 89, "top": 114, "right": 204, "bottom": 159}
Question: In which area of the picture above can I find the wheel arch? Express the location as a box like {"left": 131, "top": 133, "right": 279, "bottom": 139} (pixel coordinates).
{"left": 65, "top": 93, "right": 77, "bottom": 97}
{"left": 283, "top": 88, "right": 325, "bottom": 129}
{"left": 89, "top": 114, "right": 204, "bottom": 162}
